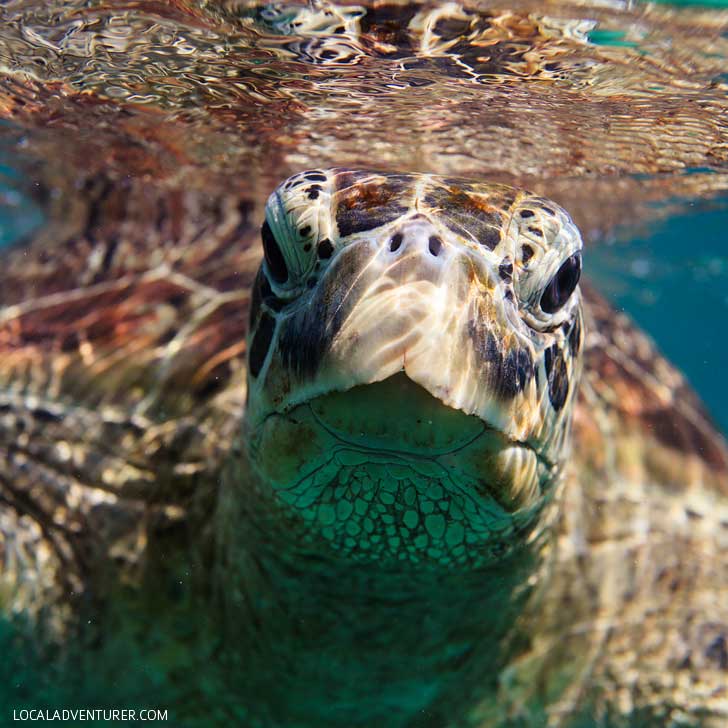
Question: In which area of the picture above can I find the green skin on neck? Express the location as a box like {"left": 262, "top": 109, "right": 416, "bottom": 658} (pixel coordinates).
{"left": 220, "top": 375, "right": 561, "bottom": 727}
{"left": 233, "top": 169, "right": 583, "bottom": 725}
{"left": 248, "top": 374, "right": 554, "bottom": 569}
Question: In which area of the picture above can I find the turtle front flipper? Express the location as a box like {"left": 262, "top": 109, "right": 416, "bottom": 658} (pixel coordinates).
{"left": 500, "top": 284, "right": 728, "bottom": 727}
{"left": 0, "top": 175, "right": 257, "bottom": 624}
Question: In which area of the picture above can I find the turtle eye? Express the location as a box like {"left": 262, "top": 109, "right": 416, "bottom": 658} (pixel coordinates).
{"left": 540, "top": 253, "right": 581, "bottom": 314}
{"left": 261, "top": 220, "right": 288, "bottom": 284}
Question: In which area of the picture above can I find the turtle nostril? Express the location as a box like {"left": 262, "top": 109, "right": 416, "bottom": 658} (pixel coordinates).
{"left": 389, "top": 233, "right": 403, "bottom": 252}
{"left": 428, "top": 236, "right": 443, "bottom": 257}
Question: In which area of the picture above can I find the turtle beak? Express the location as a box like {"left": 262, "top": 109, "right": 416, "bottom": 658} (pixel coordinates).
{"left": 264, "top": 217, "right": 541, "bottom": 445}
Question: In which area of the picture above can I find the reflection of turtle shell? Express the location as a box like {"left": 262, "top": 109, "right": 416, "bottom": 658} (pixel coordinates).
{"left": 1, "top": 0, "right": 726, "bottom": 241}
{"left": 284, "top": 37, "right": 366, "bottom": 65}
{"left": 1, "top": 167, "right": 727, "bottom": 726}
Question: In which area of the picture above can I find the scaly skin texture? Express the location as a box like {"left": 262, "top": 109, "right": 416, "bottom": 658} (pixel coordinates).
{"left": 1, "top": 168, "right": 726, "bottom": 726}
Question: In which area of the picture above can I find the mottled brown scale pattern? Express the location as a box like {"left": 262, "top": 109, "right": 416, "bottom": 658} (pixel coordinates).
{"left": 423, "top": 184, "right": 516, "bottom": 250}
{"left": 333, "top": 170, "right": 411, "bottom": 236}
{"left": 0, "top": 176, "right": 256, "bottom": 617}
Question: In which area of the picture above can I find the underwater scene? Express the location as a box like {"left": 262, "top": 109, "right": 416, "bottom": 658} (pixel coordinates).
{"left": 0, "top": 0, "right": 727, "bottom": 726}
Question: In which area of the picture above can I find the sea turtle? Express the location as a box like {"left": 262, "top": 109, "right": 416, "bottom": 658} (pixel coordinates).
{"left": 2, "top": 166, "right": 728, "bottom": 727}
{"left": 1, "top": 0, "right": 728, "bottom": 726}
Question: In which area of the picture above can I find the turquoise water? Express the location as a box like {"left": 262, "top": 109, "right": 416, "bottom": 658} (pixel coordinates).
{"left": 590, "top": 198, "right": 728, "bottom": 435}
{"left": 0, "top": 150, "right": 43, "bottom": 247}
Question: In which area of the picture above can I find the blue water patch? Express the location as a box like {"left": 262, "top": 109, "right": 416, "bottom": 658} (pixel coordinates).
{"left": 0, "top": 120, "right": 45, "bottom": 248}
{"left": 587, "top": 29, "right": 640, "bottom": 48}
{"left": 650, "top": 0, "right": 728, "bottom": 7}
{"left": 589, "top": 201, "right": 728, "bottom": 436}
{"left": 0, "top": 159, "right": 44, "bottom": 248}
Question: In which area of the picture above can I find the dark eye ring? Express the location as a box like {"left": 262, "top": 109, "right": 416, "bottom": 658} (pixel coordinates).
{"left": 261, "top": 220, "right": 288, "bottom": 284}
{"left": 540, "top": 253, "right": 581, "bottom": 314}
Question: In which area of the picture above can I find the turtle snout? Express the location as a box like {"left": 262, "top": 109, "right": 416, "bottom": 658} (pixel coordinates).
{"left": 385, "top": 217, "right": 449, "bottom": 263}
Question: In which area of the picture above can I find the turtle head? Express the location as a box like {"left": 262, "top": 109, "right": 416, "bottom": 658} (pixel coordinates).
{"left": 245, "top": 169, "right": 583, "bottom": 569}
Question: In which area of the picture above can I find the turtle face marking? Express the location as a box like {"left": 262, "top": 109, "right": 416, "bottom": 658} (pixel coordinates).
{"left": 334, "top": 171, "right": 410, "bottom": 237}
{"left": 544, "top": 343, "right": 569, "bottom": 412}
{"left": 246, "top": 169, "right": 584, "bottom": 569}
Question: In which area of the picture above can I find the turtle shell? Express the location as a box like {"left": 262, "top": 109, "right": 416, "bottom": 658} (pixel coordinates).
{"left": 1, "top": 169, "right": 726, "bottom": 603}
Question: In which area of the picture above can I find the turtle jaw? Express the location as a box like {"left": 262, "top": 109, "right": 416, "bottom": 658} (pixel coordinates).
{"left": 307, "top": 372, "right": 550, "bottom": 512}
{"left": 246, "top": 373, "right": 554, "bottom": 569}
{"left": 307, "top": 373, "right": 488, "bottom": 456}
{"left": 247, "top": 221, "right": 575, "bottom": 471}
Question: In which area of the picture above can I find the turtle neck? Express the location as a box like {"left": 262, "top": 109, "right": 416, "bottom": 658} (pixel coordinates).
{"left": 215, "top": 457, "right": 552, "bottom": 728}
